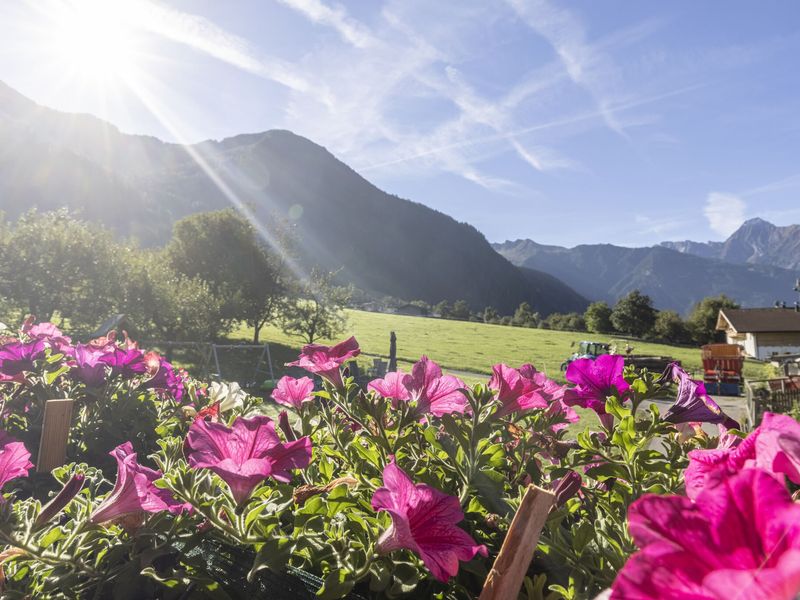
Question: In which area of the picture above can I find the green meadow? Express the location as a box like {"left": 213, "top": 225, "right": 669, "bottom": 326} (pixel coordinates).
{"left": 231, "top": 309, "right": 769, "bottom": 384}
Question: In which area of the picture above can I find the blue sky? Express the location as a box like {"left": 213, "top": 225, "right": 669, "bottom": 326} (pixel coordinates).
{"left": 1, "top": 0, "right": 799, "bottom": 247}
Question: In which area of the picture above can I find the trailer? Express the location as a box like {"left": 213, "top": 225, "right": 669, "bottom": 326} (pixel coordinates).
{"left": 701, "top": 344, "right": 744, "bottom": 395}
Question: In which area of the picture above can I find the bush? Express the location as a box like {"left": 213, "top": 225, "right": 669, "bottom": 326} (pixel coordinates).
{"left": 584, "top": 301, "right": 614, "bottom": 333}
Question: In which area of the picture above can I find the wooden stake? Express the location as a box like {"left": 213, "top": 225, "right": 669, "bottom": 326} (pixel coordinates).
{"left": 37, "top": 399, "right": 74, "bottom": 473}
{"left": 479, "top": 485, "right": 556, "bottom": 600}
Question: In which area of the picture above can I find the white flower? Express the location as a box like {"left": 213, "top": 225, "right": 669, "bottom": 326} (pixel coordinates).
{"left": 208, "top": 381, "right": 247, "bottom": 413}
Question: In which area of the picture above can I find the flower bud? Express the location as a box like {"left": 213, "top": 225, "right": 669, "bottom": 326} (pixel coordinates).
{"left": 551, "top": 471, "right": 582, "bottom": 508}
{"left": 34, "top": 472, "right": 85, "bottom": 529}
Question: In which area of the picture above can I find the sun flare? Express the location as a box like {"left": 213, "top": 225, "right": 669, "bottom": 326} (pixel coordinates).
{"left": 47, "top": 0, "right": 141, "bottom": 85}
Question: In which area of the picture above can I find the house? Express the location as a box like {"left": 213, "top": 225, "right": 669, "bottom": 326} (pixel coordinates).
{"left": 716, "top": 307, "right": 800, "bottom": 360}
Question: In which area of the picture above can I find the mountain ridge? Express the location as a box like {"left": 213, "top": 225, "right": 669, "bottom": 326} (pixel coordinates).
{"left": 0, "top": 81, "right": 587, "bottom": 316}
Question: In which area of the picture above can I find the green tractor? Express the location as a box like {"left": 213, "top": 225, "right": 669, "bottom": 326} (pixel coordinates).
{"left": 560, "top": 340, "right": 611, "bottom": 371}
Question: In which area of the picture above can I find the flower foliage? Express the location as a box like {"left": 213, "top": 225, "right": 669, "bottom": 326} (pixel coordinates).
{"left": 0, "top": 323, "right": 798, "bottom": 600}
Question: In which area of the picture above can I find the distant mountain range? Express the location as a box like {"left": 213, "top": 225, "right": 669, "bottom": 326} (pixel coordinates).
{"left": 661, "top": 217, "right": 800, "bottom": 270}
{"left": 495, "top": 219, "right": 800, "bottom": 314}
{"left": 0, "top": 81, "right": 587, "bottom": 315}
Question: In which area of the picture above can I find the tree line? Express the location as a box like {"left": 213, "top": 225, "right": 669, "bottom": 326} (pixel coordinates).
{"left": 418, "top": 290, "right": 738, "bottom": 346}
{"left": 0, "top": 209, "right": 349, "bottom": 344}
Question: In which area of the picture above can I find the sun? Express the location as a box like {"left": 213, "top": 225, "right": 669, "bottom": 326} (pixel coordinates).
{"left": 47, "top": 0, "right": 141, "bottom": 85}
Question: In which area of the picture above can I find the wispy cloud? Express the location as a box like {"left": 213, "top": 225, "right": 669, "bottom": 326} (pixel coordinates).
{"left": 125, "top": 0, "right": 310, "bottom": 91}
{"left": 704, "top": 192, "right": 746, "bottom": 237}
{"left": 275, "top": 0, "right": 376, "bottom": 48}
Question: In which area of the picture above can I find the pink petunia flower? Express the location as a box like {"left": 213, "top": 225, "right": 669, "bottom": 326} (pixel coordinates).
{"left": 564, "top": 355, "right": 629, "bottom": 417}
{"left": 371, "top": 458, "right": 488, "bottom": 582}
{"left": 612, "top": 468, "right": 800, "bottom": 600}
{"left": 685, "top": 412, "right": 800, "bottom": 500}
{"left": 402, "top": 356, "right": 467, "bottom": 417}
{"left": 185, "top": 415, "right": 312, "bottom": 504}
{"left": 271, "top": 376, "right": 315, "bottom": 409}
{"left": 368, "top": 371, "right": 411, "bottom": 404}
{"left": 0, "top": 430, "right": 33, "bottom": 499}
{"left": 0, "top": 340, "right": 46, "bottom": 377}
{"left": 90, "top": 442, "right": 189, "bottom": 524}
{"left": 285, "top": 336, "right": 360, "bottom": 388}
{"left": 489, "top": 364, "right": 549, "bottom": 418}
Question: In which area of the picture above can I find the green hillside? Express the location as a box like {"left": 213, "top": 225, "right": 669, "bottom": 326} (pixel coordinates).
{"left": 233, "top": 309, "right": 769, "bottom": 383}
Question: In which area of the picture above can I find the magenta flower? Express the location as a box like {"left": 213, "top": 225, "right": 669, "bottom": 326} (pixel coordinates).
{"left": 22, "top": 320, "right": 73, "bottom": 355}
{"left": 368, "top": 371, "right": 411, "bottom": 404}
{"left": 186, "top": 415, "right": 312, "bottom": 504}
{"left": 90, "top": 442, "right": 189, "bottom": 524}
{"left": 402, "top": 356, "right": 467, "bottom": 417}
{"left": 0, "top": 340, "right": 45, "bottom": 376}
{"left": 70, "top": 344, "right": 108, "bottom": 387}
{"left": 685, "top": 412, "right": 800, "bottom": 500}
{"left": 564, "top": 355, "right": 629, "bottom": 416}
{"left": 612, "top": 469, "right": 800, "bottom": 600}
{"left": 661, "top": 364, "right": 739, "bottom": 429}
{"left": 371, "top": 458, "right": 487, "bottom": 582}
{"left": 271, "top": 376, "right": 315, "bottom": 409}
{"left": 0, "top": 430, "right": 33, "bottom": 498}
{"left": 99, "top": 348, "right": 147, "bottom": 378}
{"left": 286, "top": 336, "right": 360, "bottom": 388}
{"left": 489, "top": 364, "right": 548, "bottom": 418}
{"left": 142, "top": 356, "right": 185, "bottom": 401}
{"left": 551, "top": 470, "right": 582, "bottom": 507}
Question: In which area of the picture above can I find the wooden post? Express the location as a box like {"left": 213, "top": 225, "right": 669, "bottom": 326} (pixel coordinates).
{"left": 479, "top": 485, "right": 556, "bottom": 600}
{"left": 37, "top": 399, "right": 75, "bottom": 473}
{"left": 388, "top": 331, "right": 397, "bottom": 373}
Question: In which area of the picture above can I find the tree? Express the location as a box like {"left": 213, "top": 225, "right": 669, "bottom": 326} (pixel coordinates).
{"left": 483, "top": 306, "right": 499, "bottom": 324}
{"left": 168, "top": 209, "right": 291, "bottom": 343}
{"left": 687, "top": 294, "right": 739, "bottom": 344}
{"left": 542, "top": 312, "right": 586, "bottom": 331}
{"left": 451, "top": 300, "right": 471, "bottom": 321}
{"left": 118, "top": 253, "right": 230, "bottom": 342}
{"left": 610, "top": 290, "right": 657, "bottom": 338}
{"left": 281, "top": 269, "right": 350, "bottom": 344}
{"left": 0, "top": 210, "right": 125, "bottom": 330}
{"left": 434, "top": 301, "right": 452, "bottom": 319}
{"left": 513, "top": 302, "right": 539, "bottom": 328}
{"left": 585, "top": 301, "right": 614, "bottom": 333}
{"left": 652, "top": 310, "right": 691, "bottom": 344}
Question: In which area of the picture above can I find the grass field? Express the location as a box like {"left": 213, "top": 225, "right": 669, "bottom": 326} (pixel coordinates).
{"left": 229, "top": 309, "right": 770, "bottom": 384}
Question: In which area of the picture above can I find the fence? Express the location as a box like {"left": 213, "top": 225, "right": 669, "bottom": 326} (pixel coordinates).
{"left": 744, "top": 378, "right": 800, "bottom": 427}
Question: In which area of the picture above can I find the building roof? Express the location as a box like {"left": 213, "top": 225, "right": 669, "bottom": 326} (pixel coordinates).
{"left": 717, "top": 308, "right": 800, "bottom": 333}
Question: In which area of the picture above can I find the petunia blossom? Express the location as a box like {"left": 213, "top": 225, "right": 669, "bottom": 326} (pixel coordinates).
{"left": 489, "top": 364, "right": 548, "bottom": 417}
{"left": 661, "top": 363, "right": 739, "bottom": 429}
{"left": 90, "top": 442, "right": 189, "bottom": 524}
{"left": 142, "top": 356, "right": 185, "bottom": 401}
{"left": 22, "top": 320, "right": 73, "bottom": 355}
{"left": 186, "top": 415, "right": 312, "bottom": 504}
{"left": 208, "top": 381, "right": 247, "bottom": 413}
{"left": 368, "top": 371, "right": 411, "bottom": 404}
{"left": 0, "top": 340, "right": 46, "bottom": 376}
{"left": 70, "top": 344, "right": 108, "bottom": 387}
{"left": 285, "top": 336, "right": 360, "bottom": 388}
{"left": 684, "top": 411, "right": 800, "bottom": 500}
{"left": 0, "top": 430, "right": 33, "bottom": 499}
{"left": 402, "top": 356, "right": 467, "bottom": 417}
{"left": 564, "top": 355, "right": 629, "bottom": 417}
{"left": 99, "top": 347, "right": 146, "bottom": 379}
{"left": 611, "top": 468, "right": 800, "bottom": 600}
{"left": 371, "top": 458, "right": 487, "bottom": 582}
{"left": 271, "top": 376, "right": 315, "bottom": 409}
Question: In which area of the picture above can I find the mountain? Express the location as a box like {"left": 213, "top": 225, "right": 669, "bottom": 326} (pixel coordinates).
{"left": 661, "top": 217, "right": 800, "bottom": 270}
{"left": 493, "top": 239, "right": 798, "bottom": 314}
{"left": 0, "top": 81, "right": 587, "bottom": 315}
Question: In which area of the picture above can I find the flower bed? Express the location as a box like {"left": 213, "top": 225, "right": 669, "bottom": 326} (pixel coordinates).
{"left": 0, "top": 320, "right": 798, "bottom": 599}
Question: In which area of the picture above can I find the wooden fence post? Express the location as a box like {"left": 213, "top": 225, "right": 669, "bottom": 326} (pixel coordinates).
{"left": 388, "top": 332, "right": 397, "bottom": 373}
{"left": 479, "top": 485, "right": 556, "bottom": 600}
{"left": 37, "top": 399, "right": 75, "bottom": 473}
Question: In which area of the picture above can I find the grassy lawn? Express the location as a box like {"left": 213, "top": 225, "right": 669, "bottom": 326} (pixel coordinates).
{"left": 229, "top": 309, "right": 770, "bottom": 383}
